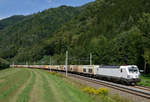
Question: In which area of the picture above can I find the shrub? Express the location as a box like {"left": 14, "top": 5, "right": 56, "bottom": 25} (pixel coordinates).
{"left": 82, "top": 86, "right": 109, "bottom": 96}
{"left": 96, "top": 88, "right": 109, "bottom": 96}
{"left": 82, "top": 86, "right": 96, "bottom": 95}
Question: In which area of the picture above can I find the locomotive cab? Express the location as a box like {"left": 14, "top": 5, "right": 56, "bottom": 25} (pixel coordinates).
{"left": 126, "top": 65, "right": 141, "bottom": 85}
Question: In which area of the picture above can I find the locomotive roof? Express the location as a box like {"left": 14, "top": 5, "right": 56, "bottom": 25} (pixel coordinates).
{"left": 99, "top": 65, "right": 120, "bottom": 68}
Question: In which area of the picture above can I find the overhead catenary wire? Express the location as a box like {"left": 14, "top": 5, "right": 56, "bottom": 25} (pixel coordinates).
{"left": 68, "top": 53, "right": 92, "bottom": 65}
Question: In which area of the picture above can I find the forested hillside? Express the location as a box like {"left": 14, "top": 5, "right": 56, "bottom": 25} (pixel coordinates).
{"left": 0, "top": 0, "right": 150, "bottom": 72}
{"left": 0, "top": 6, "right": 80, "bottom": 62}
{"left": 0, "top": 15, "right": 25, "bottom": 30}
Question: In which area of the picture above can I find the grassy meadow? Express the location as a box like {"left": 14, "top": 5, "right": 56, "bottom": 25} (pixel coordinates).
{"left": 0, "top": 68, "right": 131, "bottom": 102}
{"left": 137, "top": 74, "right": 150, "bottom": 87}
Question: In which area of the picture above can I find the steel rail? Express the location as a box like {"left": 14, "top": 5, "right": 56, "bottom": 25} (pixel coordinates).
{"left": 132, "top": 86, "right": 150, "bottom": 92}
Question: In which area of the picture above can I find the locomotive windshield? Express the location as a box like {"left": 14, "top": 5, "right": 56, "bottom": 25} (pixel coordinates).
{"left": 128, "top": 66, "right": 138, "bottom": 73}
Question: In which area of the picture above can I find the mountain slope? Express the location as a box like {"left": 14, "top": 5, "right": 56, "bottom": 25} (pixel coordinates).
{"left": 0, "top": 15, "right": 25, "bottom": 30}
{"left": 0, "top": 6, "right": 80, "bottom": 60}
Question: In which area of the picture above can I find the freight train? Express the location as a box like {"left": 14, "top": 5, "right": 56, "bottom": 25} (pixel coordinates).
{"left": 11, "top": 65, "right": 141, "bottom": 85}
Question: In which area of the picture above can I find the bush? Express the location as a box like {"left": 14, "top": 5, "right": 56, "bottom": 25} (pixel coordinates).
{"left": 82, "top": 87, "right": 96, "bottom": 95}
{"left": 96, "top": 88, "right": 109, "bottom": 96}
{"left": 82, "top": 86, "right": 109, "bottom": 96}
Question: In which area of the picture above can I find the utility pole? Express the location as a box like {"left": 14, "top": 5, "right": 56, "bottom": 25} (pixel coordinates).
{"left": 144, "top": 61, "right": 147, "bottom": 73}
{"left": 26, "top": 61, "right": 28, "bottom": 68}
{"left": 65, "top": 51, "right": 68, "bottom": 77}
{"left": 90, "top": 53, "right": 92, "bottom": 65}
{"left": 13, "top": 61, "right": 14, "bottom": 68}
{"left": 49, "top": 56, "right": 51, "bottom": 71}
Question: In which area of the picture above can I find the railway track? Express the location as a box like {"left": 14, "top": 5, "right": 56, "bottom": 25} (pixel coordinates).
{"left": 63, "top": 73, "right": 150, "bottom": 99}
{"left": 132, "top": 86, "right": 150, "bottom": 92}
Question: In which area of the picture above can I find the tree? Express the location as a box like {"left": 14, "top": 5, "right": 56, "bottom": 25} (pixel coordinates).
{"left": 143, "top": 49, "right": 150, "bottom": 73}
{"left": 138, "top": 13, "right": 150, "bottom": 73}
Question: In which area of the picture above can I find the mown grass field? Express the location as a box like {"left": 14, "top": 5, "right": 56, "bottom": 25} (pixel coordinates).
{"left": 137, "top": 74, "right": 150, "bottom": 87}
{"left": 0, "top": 68, "right": 131, "bottom": 102}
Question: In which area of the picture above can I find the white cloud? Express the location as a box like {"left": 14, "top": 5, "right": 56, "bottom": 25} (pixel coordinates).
{"left": 0, "top": 17, "right": 5, "bottom": 20}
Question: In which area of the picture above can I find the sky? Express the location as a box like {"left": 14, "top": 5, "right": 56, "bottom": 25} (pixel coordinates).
{"left": 0, "top": 0, "right": 95, "bottom": 20}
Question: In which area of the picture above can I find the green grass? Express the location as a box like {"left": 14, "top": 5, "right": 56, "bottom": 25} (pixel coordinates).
{"left": 0, "top": 69, "right": 24, "bottom": 89}
{"left": 0, "top": 68, "right": 132, "bottom": 102}
{"left": 0, "top": 68, "right": 21, "bottom": 78}
{"left": 137, "top": 74, "right": 150, "bottom": 87}
{"left": 0, "top": 69, "right": 30, "bottom": 102}
{"left": 17, "top": 71, "right": 35, "bottom": 102}
{"left": 45, "top": 72, "right": 95, "bottom": 102}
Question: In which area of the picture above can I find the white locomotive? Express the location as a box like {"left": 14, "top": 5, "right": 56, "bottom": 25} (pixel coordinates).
{"left": 93, "top": 65, "right": 141, "bottom": 85}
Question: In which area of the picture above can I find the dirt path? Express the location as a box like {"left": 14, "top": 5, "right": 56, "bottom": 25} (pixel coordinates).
{"left": 11, "top": 69, "right": 32, "bottom": 102}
